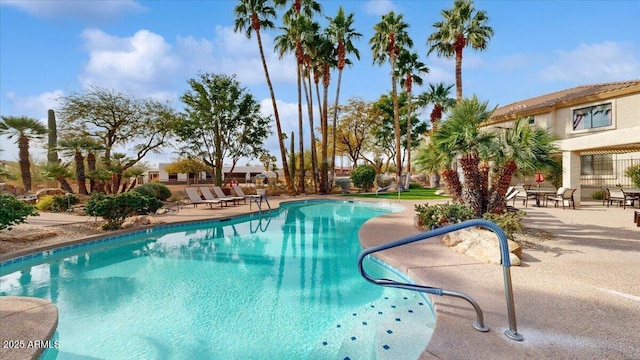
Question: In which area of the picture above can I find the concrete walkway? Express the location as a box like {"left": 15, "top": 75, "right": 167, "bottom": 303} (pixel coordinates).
{"left": 1, "top": 197, "right": 639, "bottom": 359}
{"left": 360, "top": 200, "right": 639, "bottom": 359}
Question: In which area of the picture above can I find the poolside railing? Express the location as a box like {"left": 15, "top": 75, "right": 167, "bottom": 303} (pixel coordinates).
{"left": 357, "top": 218, "right": 524, "bottom": 341}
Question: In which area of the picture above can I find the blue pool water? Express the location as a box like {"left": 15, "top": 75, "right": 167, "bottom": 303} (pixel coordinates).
{"left": 0, "top": 200, "right": 435, "bottom": 359}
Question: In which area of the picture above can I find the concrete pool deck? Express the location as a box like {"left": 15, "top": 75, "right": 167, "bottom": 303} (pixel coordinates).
{"left": 1, "top": 196, "right": 639, "bottom": 359}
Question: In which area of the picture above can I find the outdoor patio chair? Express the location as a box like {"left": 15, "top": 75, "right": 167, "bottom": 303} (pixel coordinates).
{"left": 200, "top": 187, "right": 237, "bottom": 207}
{"left": 546, "top": 187, "right": 576, "bottom": 209}
{"left": 184, "top": 187, "right": 222, "bottom": 208}
{"left": 232, "top": 184, "right": 260, "bottom": 204}
{"left": 606, "top": 188, "right": 627, "bottom": 208}
{"left": 513, "top": 185, "right": 536, "bottom": 207}
{"left": 621, "top": 188, "right": 639, "bottom": 209}
{"left": 212, "top": 186, "right": 244, "bottom": 206}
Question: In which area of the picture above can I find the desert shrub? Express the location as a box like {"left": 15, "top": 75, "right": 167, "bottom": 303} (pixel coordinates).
{"left": 86, "top": 191, "right": 163, "bottom": 230}
{"left": 376, "top": 174, "right": 394, "bottom": 188}
{"left": 482, "top": 211, "right": 525, "bottom": 240}
{"left": 0, "top": 194, "right": 38, "bottom": 231}
{"left": 36, "top": 195, "right": 56, "bottom": 211}
{"left": 134, "top": 182, "right": 172, "bottom": 201}
{"left": 334, "top": 178, "right": 351, "bottom": 193}
{"left": 414, "top": 202, "right": 475, "bottom": 230}
{"left": 52, "top": 194, "right": 79, "bottom": 212}
{"left": 625, "top": 164, "right": 640, "bottom": 188}
{"left": 592, "top": 190, "right": 604, "bottom": 200}
{"left": 350, "top": 165, "right": 376, "bottom": 192}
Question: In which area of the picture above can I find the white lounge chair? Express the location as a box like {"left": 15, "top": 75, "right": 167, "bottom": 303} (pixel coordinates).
{"left": 184, "top": 187, "right": 222, "bottom": 208}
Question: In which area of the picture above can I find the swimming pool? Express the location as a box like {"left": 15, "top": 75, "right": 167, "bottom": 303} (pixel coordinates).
{"left": 0, "top": 200, "right": 435, "bottom": 359}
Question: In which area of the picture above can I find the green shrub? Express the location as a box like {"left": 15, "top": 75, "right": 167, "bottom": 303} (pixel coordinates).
{"left": 482, "top": 211, "right": 525, "bottom": 240}
{"left": 52, "top": 194, "right": 79, "bottom": 212}
{"left": 408, "top": 181, "right": 423, "bottom": 189}
{"left": 86, "top": 191, "right": 163, "bottom": 230}
{"left": 0, "top": 194, "right": 39, "bottom": 231}
{"left": 592, "top": 190, "right": 604, "bottom": 200}
{"left": 135, "top": 182, "right": 172, "bottom": 201}
{"left": 350, "top": 165, "right": 376, "bottom": 192}
{"left": 414, "top": 202, "right": 475, "bottom": 230}
{"left": 625, "top": 164, "right": 640, "bottom": 188}
{"left": 36, "top": 195, "right": 56, "bottom": 211}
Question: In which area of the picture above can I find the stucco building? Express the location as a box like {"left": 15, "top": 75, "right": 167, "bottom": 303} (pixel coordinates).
{"left": 486, "top": 80, "right": 640, "bottom": 206}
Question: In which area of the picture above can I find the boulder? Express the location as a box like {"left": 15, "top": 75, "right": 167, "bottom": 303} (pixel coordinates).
{"left": 35, "top": 188, "right": 66, "bottom": 198}
{"left": 121, "top": 215, "right": 164, "bottom": 229}
{"left": 442, "top": 228, "right": 522, "bottom": 266}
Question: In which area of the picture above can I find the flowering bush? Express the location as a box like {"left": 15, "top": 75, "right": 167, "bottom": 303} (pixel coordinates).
{"left": 414, "top": 202, "right": 475, "bottom": 230}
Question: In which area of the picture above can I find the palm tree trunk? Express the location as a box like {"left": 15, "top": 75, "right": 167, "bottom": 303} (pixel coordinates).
{"left": 18, "top": 136, "right": 32, "bottom": 192}
{"left": 406, "top": 91, "right": 413, "bottom": 174}
{"left": 58, "top": 177, "right": 73, "bottom": 193}
{"left": 296, "top": 63, "right": 305, "bottom": 194}
{"left": 304, "top": 72, "right": 319, "bottom": 193}
{"left": 256, "top": 28, "right": 294, "bottom": 195}
{"left": 321, "top": 78, "right": 330, "bottom": 194}
{"left": 391, "top": 57, "right": 402, "bottom": 188}
{"left": 87, "top": 151, "right": 97, "bottom": 193}
{"left": 74, "top": 151, "right": 88, "bottom": 195}
{"left": 331, "top": 69, "right": 344, "bottom": 193}
{"left": 455, "top": 46, "right": 463, "bottom": 102}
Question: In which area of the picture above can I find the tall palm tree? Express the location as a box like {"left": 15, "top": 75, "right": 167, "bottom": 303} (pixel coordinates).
{"left": 82, "top": 138, "right": 104, "bottom": 193}
{"left": 426, "top": 0, "right": 493, "bottom": 102}
{"left": 370, "top": 11, "right": 413, "bottom": 187}
{"left": 395, "top": 49, "right": 428, "bottom": 176}
{"left": 327, "top": 6, "right": 361, "bottom": 192}
{"left": 58, "top": 137, "right": 94, "bottom": 195}
{"left": 0, "top": 116, "right": 47, "bottom": 192}
{"left": 431, "top": 96, "right": 496, "bottom": 216}
{"left": 315, "top": 33, "right": 336, "bottom": 194}
{"left": 234, "top": 0, "right": 295, "bottom": 195}
{"left": 275, "top": 15, "right": 319, "bottom": 194}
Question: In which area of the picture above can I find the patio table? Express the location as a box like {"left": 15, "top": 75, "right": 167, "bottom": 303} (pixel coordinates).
{"left": 526, "top": 189, "right": 557, "bottom": 207}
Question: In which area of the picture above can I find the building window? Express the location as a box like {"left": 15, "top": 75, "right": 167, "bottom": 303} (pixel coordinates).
{"left": 581, "top": 154, "right": 613, "bottom": 175}
{"left": 572, "top": 103, "right": 611, "bottom": 130}
{"left": 168, "top": 173, "right": 178, "bottom": 181}
{"left": 527, "top": 116, "right": 535, "bottom": 125}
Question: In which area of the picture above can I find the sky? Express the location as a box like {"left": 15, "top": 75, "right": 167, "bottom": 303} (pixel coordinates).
{"left": 1, "top": 0, "right": 639, "bottom": 168}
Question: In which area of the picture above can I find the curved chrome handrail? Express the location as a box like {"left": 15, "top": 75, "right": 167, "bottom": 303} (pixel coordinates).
{"left": 357, "top": 218, "right": 523, "bottom": 341}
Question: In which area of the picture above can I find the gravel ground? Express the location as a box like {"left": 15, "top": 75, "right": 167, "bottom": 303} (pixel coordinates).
{"left": 0, "top": 221, "right": 105, "bottom": 255}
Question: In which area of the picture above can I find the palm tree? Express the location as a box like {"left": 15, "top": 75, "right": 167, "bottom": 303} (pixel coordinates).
{"left": 416, "top": 82, "right": 455, "bottom": 188}
{"left": 327, "top": 6, "right": 361, "bottom": 193}
{"left": 431, "top": 96, "right": 496, "bottom": 216}
{"left": 234, "top": 0, "right": 295, "bottom": 195}
{"left": 370, "top": 11, "right": 413, "bottom": 187}
{"left": 314, "top": 33, "right": 337, "bottom": 194}
{"left": 58, "top": 137, "right": 94, "bottom": 195}
{"left": 83, "top": 138, "right": 104, "bottom": 193}
{"left": 426, "top": 0, "right": 493, "bottom": 102}
{"left": 41, "top": 162, "right": 74, "bottom": 194}
{"left": 486, "top": 118, "right": 558, "bottom": 213}
{"left": 395, "top": 49, "right": 428, "bottom": 177}
{"left": 275, "top": 15, "right": 319, "bottom": 194}
{"left": 418, "top": 82, "right": 456, "bottom": 132}
{"left": 0, "top": 116, "right": 47, "bottom": 192}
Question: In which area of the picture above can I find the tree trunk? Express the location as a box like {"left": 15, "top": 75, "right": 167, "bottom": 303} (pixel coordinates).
{"left": 296, "top": 62, "right": 305, "bottom": 194}
{"left": 58, "top": 177, "right": 74, "bottom": 194}
{"left": 256, "top": 28, "right": 294, "bottom": 195}
{"left": 87, "top": 152, "right": 97, "bottom": 193}
{"left": 304, "top": 72, "right": 319, "bottom": 193}
{"left": 18, "top": 136, "right": 33, "bottom": 192}
{"left": 390, "top": 56, "right": 402, "bottom": 187}
{"left": 75, "top": 151, "right": 88, "bottom": 195}
{"left": 331, "top": 69, "right": 344, "bottom": 194}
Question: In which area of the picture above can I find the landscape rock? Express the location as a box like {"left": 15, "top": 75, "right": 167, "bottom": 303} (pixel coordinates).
{"left": 35, "top": 188, "right": 66, "bottom": 198}
{"left": 441, "top": 228, "right": 522, "bottom": 266}
{"left": 121, "top": 215, "right": 165, "bottom": 229}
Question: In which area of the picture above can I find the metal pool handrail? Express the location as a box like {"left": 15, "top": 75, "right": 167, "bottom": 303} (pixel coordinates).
{"left": 357, "top": 218, "right": 524, "bottom": 341}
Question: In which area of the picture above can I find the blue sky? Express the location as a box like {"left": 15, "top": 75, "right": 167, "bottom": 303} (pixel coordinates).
{"left": 1, "top": 0, "right": 639, "bottom": 167}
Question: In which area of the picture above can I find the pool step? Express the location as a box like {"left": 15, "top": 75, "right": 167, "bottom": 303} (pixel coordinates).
{"left": 309, "top": 293, "right": 434, "bottom": 360}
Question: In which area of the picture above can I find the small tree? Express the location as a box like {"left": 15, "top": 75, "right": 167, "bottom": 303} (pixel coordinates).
{"left": 350, "top": 164, "right": 376, "bottom": 192}
{"left": 625, "top": 164, "right": 640, "bottom": 188}
{"left": 85, "top": 191, "right": 162, "bottom": 230}
{"left": 0, "top": 194, "right": 38, "bottom": 231}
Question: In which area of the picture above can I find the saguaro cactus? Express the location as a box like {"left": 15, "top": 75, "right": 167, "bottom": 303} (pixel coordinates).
{"left": 47, "top": 109, "right": 59, "bottom": 165}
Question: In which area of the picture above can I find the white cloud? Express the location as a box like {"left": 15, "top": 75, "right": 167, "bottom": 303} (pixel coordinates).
{"left": 365, "top": 0, "right": 398, "bottom": 16}
{"left": 259, "top": 98, "right": 305, "bottom": 156}
{"left": 1, "top": 0, "right": 145, "bottom": 23}
{"left": 79, "top": 28, "right": 180, "bottom": 100}
{"left": 540, "top": 41, "right": 640, "bottom": 82}
{"left": 5, "top": 90, "right": 64, "bottom": 118}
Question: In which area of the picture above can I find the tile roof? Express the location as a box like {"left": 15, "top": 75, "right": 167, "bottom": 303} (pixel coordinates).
{"left": 491, "top": 80, "right": 640, "bottom": 120}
